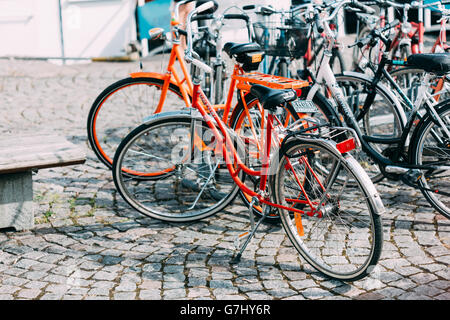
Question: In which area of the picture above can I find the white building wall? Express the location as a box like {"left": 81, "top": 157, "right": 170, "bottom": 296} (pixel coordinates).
{"left": 0, "top": 0, "right": 137, "bottom": 59}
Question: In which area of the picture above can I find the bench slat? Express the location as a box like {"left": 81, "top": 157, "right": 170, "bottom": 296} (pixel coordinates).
{"left": 0, "top": 134, "right": 86, "bottom": 174}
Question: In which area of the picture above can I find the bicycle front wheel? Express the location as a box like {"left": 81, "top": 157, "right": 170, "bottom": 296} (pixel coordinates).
{"left": 87, "top": 77, "right": 188, "bottom": 169}
{"left": 273, "top": 139, "right": 384, "bottom": 281}
{"left": 112, "top": 114, "right": 241, "bottom": 222}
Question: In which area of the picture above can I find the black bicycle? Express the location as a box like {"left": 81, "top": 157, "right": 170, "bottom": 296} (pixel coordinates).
{"left": 335, "top": 20, "right": 450, "bottom": 218}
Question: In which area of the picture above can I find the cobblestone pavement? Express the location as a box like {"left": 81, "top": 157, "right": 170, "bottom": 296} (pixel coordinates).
{"left": 0, "top": 55, "right": 449, "bottom": 301}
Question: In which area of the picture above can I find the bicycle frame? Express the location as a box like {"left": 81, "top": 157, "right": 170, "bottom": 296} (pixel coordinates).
{"left": 190, "top": 76, "right": 324, "bottom": 216}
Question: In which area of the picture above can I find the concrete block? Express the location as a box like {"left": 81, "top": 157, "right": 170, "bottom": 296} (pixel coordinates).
{"left": 0, "top": 171, "right": 34, "bottom": 231}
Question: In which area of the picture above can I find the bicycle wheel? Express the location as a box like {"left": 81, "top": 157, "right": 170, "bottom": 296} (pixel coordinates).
{"left": 229, "top": 91, "right": 338, "bottom": 222}
{"left": 409, "top": 103, "right": 450, "bottom": 218}
{"left": 273, "top": 138, "right": 384, "bottom": 281}
{"left": 87, "top": 77, "right": 187, "bottom": 169}
{"left": 334, "top": 73, "right": 406, "bottom": 182}
{"left": 112, "top": 114, "right": 242, "bottom": 222}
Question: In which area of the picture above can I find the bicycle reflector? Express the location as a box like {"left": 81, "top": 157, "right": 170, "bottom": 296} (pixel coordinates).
{"left": 336, "top": 138, "right": 356, "bottom": 154}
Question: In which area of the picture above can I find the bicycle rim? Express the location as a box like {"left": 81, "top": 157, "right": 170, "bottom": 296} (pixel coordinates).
{"left": 335, "top": 74, "right": 405, "bottom": 182}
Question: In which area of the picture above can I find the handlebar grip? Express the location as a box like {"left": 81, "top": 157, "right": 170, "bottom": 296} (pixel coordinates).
{"left": 314, "top": 13, "right": 324, "bottom": 33}
{"left": 178, "top": 29, "right": 187, "bottom": 36}
{"left": 357, "top": 36, "right": 372, "bottom": 48}
{"left": 196, "top": 1, "right": 215, "bottom": 15}
{"left": 351, "top": 1, "right": 376, "bottom": 14}
{"left": 223, "top": 14, "right": 250, "bottom": 22}
{"left": 243, "top": 5, "right": 255, "bottom": 10}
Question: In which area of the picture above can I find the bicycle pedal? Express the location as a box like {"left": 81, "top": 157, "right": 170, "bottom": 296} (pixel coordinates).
{"left": 234, "top": 231, "right": 250, "bottom": 250}
{"left": 401, "top": 169, "right": 423, "bottom": 186}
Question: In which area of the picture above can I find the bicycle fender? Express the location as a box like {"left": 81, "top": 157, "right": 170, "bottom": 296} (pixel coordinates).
{"left": 344, "top": 155, "right": 386, "bottom": 217}
{"left": 142, "top": 108, "right": 203, "bottom": 124}
{"left": 129, "top": 71, "right": 181, "bottom": 88}
{"left": 338, "top": 71, "right": 408, "bottom": 129}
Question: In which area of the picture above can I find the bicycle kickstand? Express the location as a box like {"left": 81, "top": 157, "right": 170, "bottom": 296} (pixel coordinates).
{"left": 230, "top": 197, "right": 269, "bottom": 264}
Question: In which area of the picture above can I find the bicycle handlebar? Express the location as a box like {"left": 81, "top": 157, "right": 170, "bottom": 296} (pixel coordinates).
{"left": 351, "top": 18, "right": 400, "bottom": 48}
{"left": 192, "top": 14, "right": 214, "bottom": 22}
{"left": 223, "top": 13, "right": 250, "bottom": 22}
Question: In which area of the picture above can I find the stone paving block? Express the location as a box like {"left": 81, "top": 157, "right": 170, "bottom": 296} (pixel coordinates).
{"left": 163, "top": 288, "right": 187, "bottom": 299}
{"left": 113, "top": 292, "right": 136, "bottom": 300}
{"left": 139, "top": 289, "right": 161, "bottom": 300}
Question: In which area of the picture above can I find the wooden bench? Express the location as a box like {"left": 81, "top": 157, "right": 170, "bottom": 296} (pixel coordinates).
{"left": 0, "top": 134, "right": 86, "bottom": 231}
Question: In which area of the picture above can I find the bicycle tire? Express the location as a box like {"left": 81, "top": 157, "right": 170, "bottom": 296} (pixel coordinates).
{"left": 409, "top": 103, "right": 450, "bottom": 218}
{"left": 112, "top": 113, "right": 242, "bottom": 222}
{"left": 273, "top": 138, "right": 384, "bottom": 281}
{"left": 87, "top": 76, "right": 187, "bottom": 169}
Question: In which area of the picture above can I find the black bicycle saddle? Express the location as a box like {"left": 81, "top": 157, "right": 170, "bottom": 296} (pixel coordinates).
{"left": 407, "top": 53, "right": 450, "bottom": 75}
{"left": 250, "top": 84, "right": 297, "bottom": 111}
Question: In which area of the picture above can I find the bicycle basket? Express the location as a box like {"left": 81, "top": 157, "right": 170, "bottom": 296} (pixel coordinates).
{"left": 253, "top": 17, "right": 309, "bottom": 58}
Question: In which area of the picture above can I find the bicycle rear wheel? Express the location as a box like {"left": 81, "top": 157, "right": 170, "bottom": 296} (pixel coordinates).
{"left": 410, "top": 104, "right": 450, "bottom": 219}
{"left": 389, "top": 67, "right": 450, "bottom": 104}
{"left": 273, "top": 138, "right": 384, "bottom": 281}
{"left": 112, "top": 114, "right": 242, "bottom": 222}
